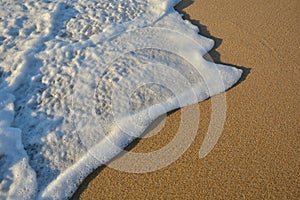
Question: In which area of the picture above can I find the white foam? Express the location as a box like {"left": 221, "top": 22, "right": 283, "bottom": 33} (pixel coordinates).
{"left": 0, "top": 0, "right": 242, "bottom": 199}
{"left": 0, "top": 92, "right": 37, "bottom": 200}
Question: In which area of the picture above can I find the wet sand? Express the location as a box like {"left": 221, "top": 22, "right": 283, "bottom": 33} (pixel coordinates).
{"left": 72, "top": 0, "right": 300, "bottom": 199}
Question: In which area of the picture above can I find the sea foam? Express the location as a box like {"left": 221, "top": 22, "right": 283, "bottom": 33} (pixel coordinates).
{"left": 0, "top": 0, "right": 242, "bottom": 199}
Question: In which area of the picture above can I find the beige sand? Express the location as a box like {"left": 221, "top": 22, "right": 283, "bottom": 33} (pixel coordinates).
{"left": 72, "top": 0, "right": 300, "bottom": 199}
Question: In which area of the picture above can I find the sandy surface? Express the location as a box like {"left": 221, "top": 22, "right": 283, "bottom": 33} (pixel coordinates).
{"left": 72, "top": 0, "right": 300, "bottom": 199}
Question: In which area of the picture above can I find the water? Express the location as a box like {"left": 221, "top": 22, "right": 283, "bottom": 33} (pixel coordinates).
{"left": 0, "top": 0, "right": 242, "bottom": 199}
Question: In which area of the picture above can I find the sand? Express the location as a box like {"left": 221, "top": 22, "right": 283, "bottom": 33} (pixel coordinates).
{"left": 72, "top": 0, "right": 300, "bottom": 199}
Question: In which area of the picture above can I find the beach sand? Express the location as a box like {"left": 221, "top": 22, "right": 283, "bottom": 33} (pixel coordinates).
{"left": 72, "top": 0, "right": 300, "bottom": 199}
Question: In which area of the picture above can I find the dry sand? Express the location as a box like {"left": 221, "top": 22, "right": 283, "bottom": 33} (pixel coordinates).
{"left": 72, "top": 0, "right": 300, "bottom": 199}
